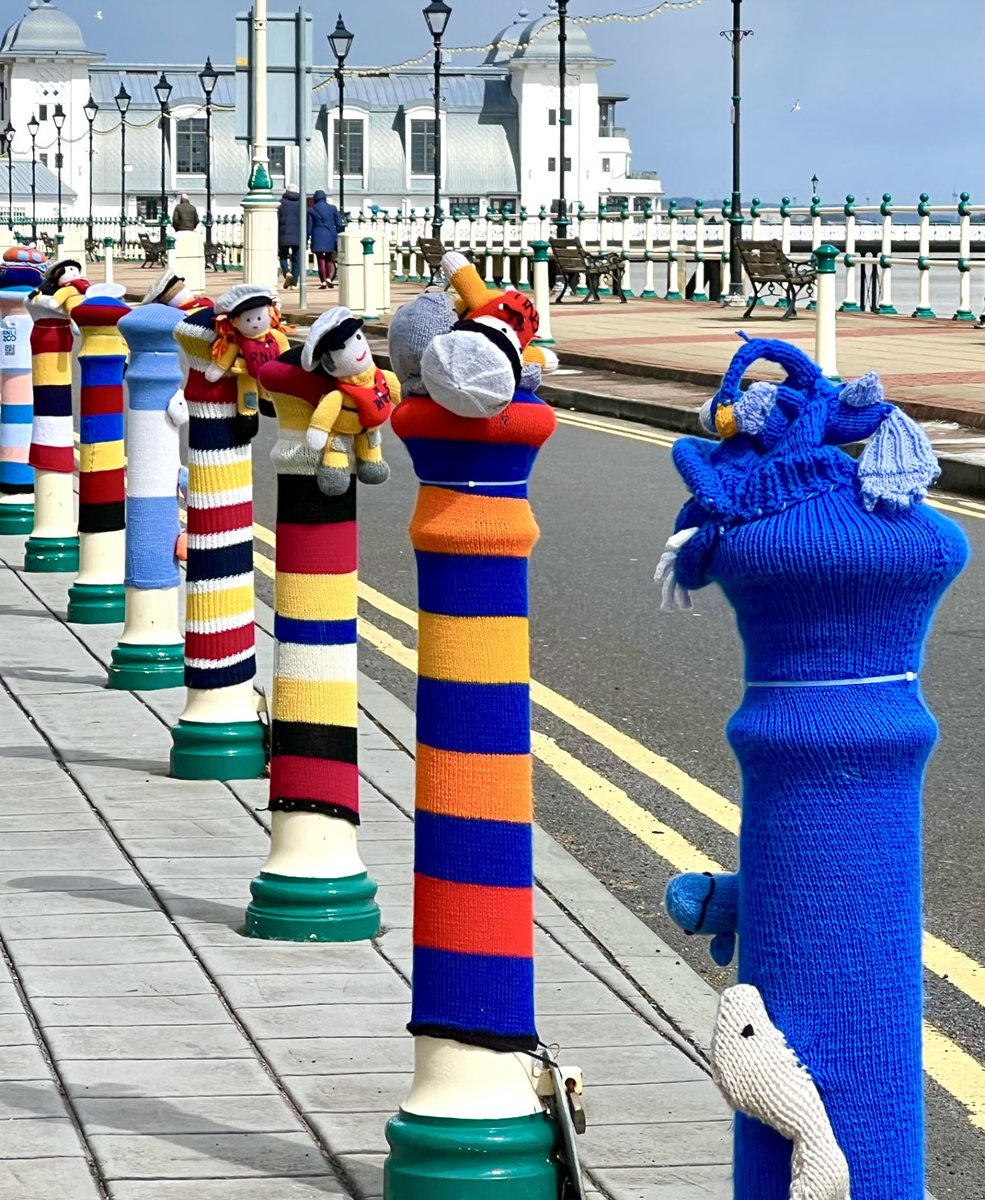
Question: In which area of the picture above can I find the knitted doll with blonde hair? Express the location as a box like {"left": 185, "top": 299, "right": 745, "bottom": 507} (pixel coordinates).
{"left": 205, "top": 284, "right": 290, "bottom": 418}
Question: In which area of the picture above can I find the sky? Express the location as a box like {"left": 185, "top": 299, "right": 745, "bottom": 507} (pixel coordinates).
{"left": 43, "top": 0, "right": 985, "bottom": 206}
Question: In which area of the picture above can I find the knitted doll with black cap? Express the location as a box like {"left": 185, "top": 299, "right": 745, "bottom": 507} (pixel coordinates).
{"left": 302, "top": 306, "right": 401, "bottom": 496}
{"left": 206, "top": 284, "right": 290, "bottom": 419}
{"left": 142, "top": 268, "right": 214, "bottom": 314}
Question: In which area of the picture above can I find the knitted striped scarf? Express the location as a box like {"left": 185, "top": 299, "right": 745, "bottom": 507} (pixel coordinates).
{"left": 392, "top": 388, "right": 555, "bottom": 1052}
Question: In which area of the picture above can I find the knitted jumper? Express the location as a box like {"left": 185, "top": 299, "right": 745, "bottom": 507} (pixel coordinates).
{"left": 392, "top": 387, "right": 555, "bottom": 1052}
{"left": 664, "top": 338, "right": 968, "bottom": 1200}
{"left": 257, "top": 351, "right": 360, "bottom": 822}
{"left": 118, "top": 304, "right": 185, "bottom": 591}
{"left": 174, "top": 310, "right": 257, "bottom": 691}
{"left": 0, "top": 287, "right": 36, "bottom": 501}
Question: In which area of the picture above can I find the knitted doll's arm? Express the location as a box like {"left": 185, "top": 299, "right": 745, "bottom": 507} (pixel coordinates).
{"left": 665, "top": 871, "right": 739, "bottom": 967}
{"left": 214, "top": 341, "right": 240, "bottom": 373}
{"left": 384, "top": 370, "right": 402, "bottom": 406}
{"left": 273, "top": 329, "right": 291, "bottom": 355}
{"left": 306, "top": 389, "right": 344, "bottom": 451}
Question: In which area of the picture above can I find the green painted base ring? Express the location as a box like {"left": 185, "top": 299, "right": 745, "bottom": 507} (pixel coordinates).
{"left": 878, "top": 304, "right": 898, "bottom": 316}
{"left": 109, "top": 641, "right": 185, "bottom": 691}
{"left": 247, "top": 870, "right": 381, "bottom": 942}
{"left": 839, "top": 302, "right": 861, "bottom": 313}
{"left": 170, "top": 718, "right": 267, "bottom": 781}
{"left": 67, "top": 582, "right": 126, "bottom": 625}
{"left": 385, "top": 1110, "right": 560, "bottom": 1200}
{"left": 953, "top": 310, "right": 977, "bottom": 322}
{"left": 664, "top": 291, "right": 683, "bottom": 301}
{"left": 0, "top": 502, "right": 34, "bottom": 535}
{"left": 641, "top": 289, "right": 657, "bottom": 298}
{"left": 912, "top": 307, "right": 937, "bottom": 319}
{"left": 24, "top": 535, "right": 79, "bottom": 574}
{"left": 690, "top": 293, "right": 709, "bottom": 303}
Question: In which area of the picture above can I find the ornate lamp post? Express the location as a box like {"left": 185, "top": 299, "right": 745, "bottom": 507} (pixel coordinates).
{"left": 422, "top": 1, "right": 451, "bottom": 238}
{"left": 83, "top": 95, "right": 98, "bottom": 252}
{"left": 328, "top": 13, "right": 354, "bottom": 215}
{"left": 721, "top": 0, "right": 752, "bottom": 303}
{"left": 556, "top": 0, "right": 569, "bottom": 232}
{"left": 3, "top": 123, "right": 13, "bottom": 233}
{"left": 52, "top": 104, "right": 66, "bottom": 234}
{"left": 114, "top": 84, "right": 131, "bottom": 251}
{"left": 811, "top": 173, "right": 819, "bottom": 200}
{"left": 27, "top": 114, "right": 39, "bottom": 244}
{"left": 154, "top": 72, "right": 173, "bottom": 239}
{"left": 198, "top": 57, "right": 218, "bottom": 256}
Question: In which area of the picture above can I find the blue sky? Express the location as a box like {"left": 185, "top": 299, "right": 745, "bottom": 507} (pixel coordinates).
{"left": 54, "top": 0, "right": 985, "bottom": 206}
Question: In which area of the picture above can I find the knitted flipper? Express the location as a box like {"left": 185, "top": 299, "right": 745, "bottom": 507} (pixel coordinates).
{"left": 857, "top": 407, "right": 940, "bottom": 512}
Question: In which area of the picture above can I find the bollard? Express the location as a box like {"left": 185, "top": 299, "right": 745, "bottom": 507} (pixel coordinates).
{"left": 384, "top": 294, "right": 561, "bottom": 1200}
{"left": 663, "top": 335, "right": 966, "bottom": 1200}
{"left": 0, "top": 246, "right": 46, "bottom": 534}
{"left": 620, "top": 203, "right": 634, "bottom": 297}
{"left": 912, "top": 193, "right": 935, "bottom": 319}
{"left": 169, "top": 307, "right": 266, "bottom": 780}
{"left": 67, "top": 285, "right": 131, "bottom": 624}
{"left": 839, "top": 196, "right": 861, "bottom": 313}
{"left": 812, "top": 245, "right": 839, "bottom": 380}
{"left": 877, "top": 194, "right": 897, "bottom": 315}
{"left": 517, "top": 208, "right": 531, "bottom": 290}
{"left": 361, "top": 237, "right": 378, "bottom": 321}
{"left": 691, "top": 200, "right": 708, "bottom": 302}
{"left": 665, "top": 200, "right": 682, "bottom": 300}
{"left": 24, "top": 260, "right": 88, "bottom": 573}
{"left": 641, "top": 200, "right": 656, "bottom": 298}
{"left": 530, "top": 242, "right": 554, "bottom": 345}
{"left": 109, "top": 302, "right": 187, "bottom": 690}
{"left": 955, "top": 193, "right": 975, "bottom": 321}
{"left": 103, "top": 237, "right": 115, "bottom": 284}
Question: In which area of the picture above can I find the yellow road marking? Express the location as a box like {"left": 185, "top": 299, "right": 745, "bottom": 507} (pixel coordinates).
{"left": 924, "top": 1023, "right": 985, "bottom": 1133}
{"left": 929, "top": 498, "right": 985, "bottom": 521}
{"left": 925, "top": 933, "right": 985, "bottom": 1011}
{"left": 554, "top": 411, "right": 677, "bottom": 448}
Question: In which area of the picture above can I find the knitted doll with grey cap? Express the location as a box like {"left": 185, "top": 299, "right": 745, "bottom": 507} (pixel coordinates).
{"left": 142, "top": 268, "right": 214, "bottom": 314}
{"left": 207, "top": 283, "right": 290, "bottom": 419}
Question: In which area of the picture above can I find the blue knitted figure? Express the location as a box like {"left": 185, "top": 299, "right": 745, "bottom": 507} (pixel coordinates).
{"left": 662, "top": 337, "right": 968, "bottom": 1200}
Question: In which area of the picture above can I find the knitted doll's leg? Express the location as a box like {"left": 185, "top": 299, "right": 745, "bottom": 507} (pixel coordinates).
{"left": 666, "top": 871, "right": 738, "bottom": 966}
{"left": 354, "top": 429, "right": 390, "bottom": 485}
{"left": 318, "top": 434, "right": 354, "bottom": 496}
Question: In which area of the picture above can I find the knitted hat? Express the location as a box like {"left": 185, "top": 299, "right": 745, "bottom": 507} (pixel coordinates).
{"left": 0, "top": 245, "right": 46, "bottom": 295}
{"left": 174, "top": 305, "right": 218, "bottom": 365}
{"left": 143, "top": 269, "right": 186, "bottom": 307}
{"left": 302, "top": 306, "right": 364, "bottom": 371}
{"left": 420, "top": 329, "right": 517, "bottom": 418}
{"left": 215, "top": 283, "right": 277, "bottom": 320}
{"left": 388, "top": 292, "right": 458, "bottom": 393}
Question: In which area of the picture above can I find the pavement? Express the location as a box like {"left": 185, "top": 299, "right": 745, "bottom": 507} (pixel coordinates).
{"left": 0, "top": 531, "right": 734, "bottom": 1200}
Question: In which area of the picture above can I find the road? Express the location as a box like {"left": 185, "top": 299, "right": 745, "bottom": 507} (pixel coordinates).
{"left": 249, "top": 399, "right": 985, "bottom": 1200}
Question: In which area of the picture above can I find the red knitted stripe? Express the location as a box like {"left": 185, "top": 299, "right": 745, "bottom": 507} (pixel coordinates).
{"left": 185, "top": 622, "right": 256, "bottom": 662}
{"left": 186, "top": 501, "right": 254, "bottom": 536}
{"left": 183, "top": 370, "right": 237, "bottom": 405}
{"left": 392, "top": 395, "right": 557, "bottom": 448}
{"left": 269, "top": 756, "right": 360, "bottom": 812}
{"left": 29, "top": 445, "right": 75, "bottom": 472}
{"left": 73, "top": 302, "right": 127, "bottom": 328}
{"left": 258, "top": 359, "right": 326, "bottom": 405}
{"left": 79, "top": 467, "right": 125, "bottom": 505}
{"left": 30, "top": 321, "right": 73, "bottom": 354}
{"left": 276, "top": 521, "right": 357, "bottom": 575}
{"left": 413, "top": 875, "right": 534, "bottom": 957}
{"left": 80, "top": 385, "right": 124, "bottom": 415}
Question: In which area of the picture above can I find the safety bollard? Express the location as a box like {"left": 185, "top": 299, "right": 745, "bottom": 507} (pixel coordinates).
{"left": 361, "top": 237, "right": 378, "bottom": 322}
{"left": 67, "top": 285, "right": 130, "bottom": 624}
{"left": 812, "top": 245, "right": 839, "bottom": 380}
{"left": 530, "top": 242, "right": 554, "bottom": 345}
{"left": 0, "top": 246, "right": 46, "bottom": 534}
{"left": 103, "top": 237, "right": 115, "bottom": 284}
{"left": 169, "top": 306, "right": 266, "bottom": 780}
{"left": 108, "top": 302, "right": 187, "bottom": 690}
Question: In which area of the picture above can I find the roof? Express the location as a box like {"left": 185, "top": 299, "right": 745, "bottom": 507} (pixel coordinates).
{"left": 90, "top": 67, "right": 237, "bottom": 110}
{"left": 485, "top": 9, "right": 535, "bottom": 65}
{"left": 0, "top": 0, "right": 98, "bottom": 59}
{"left": 512, "top": 13, "right": 605, "bottom": 64}
{"left": 318, "top": 71, "right": 516, "bottom": 114}
{"left": 3, "top": 158, "right": 77, "bottom": 202}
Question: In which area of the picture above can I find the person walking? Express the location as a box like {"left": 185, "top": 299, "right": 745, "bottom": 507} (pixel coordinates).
{"left": 171, "top": 194, "right": 200, "bottom": 232}
{"left": 278, "top": 185, "right": 302, "bottom": 288}
{"left": 307, "top": 190, "right": 346, "bottom": 289}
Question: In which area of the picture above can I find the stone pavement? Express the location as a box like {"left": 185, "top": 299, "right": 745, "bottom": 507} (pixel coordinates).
{"left": 0, "top": 532, "right": 733, "bottom": 1200}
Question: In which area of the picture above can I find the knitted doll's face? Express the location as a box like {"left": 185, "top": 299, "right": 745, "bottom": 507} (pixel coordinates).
{"left": 170, "top": 285, "right": 194, "bottom": 308}
{"left": 59, "top": 263, "right": 82, "bottom": 284}
{"left": 324, "top": 328, "right": 373, "bottom": 378}
{"left": 232, "top": 305, "right": 272, "bottom": 337}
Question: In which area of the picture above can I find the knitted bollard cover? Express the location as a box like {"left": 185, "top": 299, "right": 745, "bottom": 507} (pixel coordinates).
{"left": 0, "top": 248, "right": 46, "bottom": 532}
{"left": 28, "top": 314, "right": 76, "bottom": 475}
{"left": 663, "top": 337, "right": 968, "bottom": 1200}
{"left": 393, "top": 387, "right": 555, "bottom": 1050}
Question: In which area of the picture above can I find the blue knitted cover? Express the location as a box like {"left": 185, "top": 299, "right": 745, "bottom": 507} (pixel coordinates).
{"left": 665, "top": 338, "right": 968, "bottom": 1200}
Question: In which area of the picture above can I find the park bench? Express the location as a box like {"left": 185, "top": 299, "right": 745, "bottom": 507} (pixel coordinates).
{"left": 138, "top": 232, "right": 167, "bottom": 269}
{"left": 415, "top": 238, "right": 475, "bottom": 287}
{"left": 735, "top": 238, "right": 816, "bottom": 319}
{"left": 204, "top": 240, "right": 228, "bottom": 272}
{"left": 39, "top": 232, "right": 56, "bottom": 257}
{"left": 549, "top": 237, "right": 627, "bottom": 303}
{"left": 84, "top": 236, "right": 99, "bottom": 264}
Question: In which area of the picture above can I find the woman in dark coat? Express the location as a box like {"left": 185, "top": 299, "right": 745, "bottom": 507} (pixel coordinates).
{"left": 306, "top": 191, "right": 346, "bottom": 288}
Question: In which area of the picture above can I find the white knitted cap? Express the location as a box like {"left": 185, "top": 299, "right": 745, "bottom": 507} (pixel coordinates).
{"left": 215, "top": 283, "right": 277, "bottom": 318}
{"left": 301, "top": 306, "right": 358, "bottom": 372}
{"left": 421, "top": 330, "right": 515, "bottom": 418}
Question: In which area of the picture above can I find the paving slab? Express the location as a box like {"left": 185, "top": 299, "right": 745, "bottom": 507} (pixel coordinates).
{"left": 45, "top": 1024, "right": 256, "bottom": 1061}
{"left": 107, "top": 1179, "right": 347, "bottom": 1199}
{"left": 88, "top": 1131, "right": 330, "bottom": 1179}
{"left": 0, "top": 1158, "right": 103, "bottom": 1199}
{"left": 76, "top": 1094, "right": 308, "bottom": 1136}
{"left": 60, "top": 1058, "right": 280, "bottom": 1100}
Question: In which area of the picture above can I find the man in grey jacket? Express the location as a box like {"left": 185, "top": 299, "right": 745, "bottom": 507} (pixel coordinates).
{"left": 171, "top": 194, "right": 200, "bottom": 232}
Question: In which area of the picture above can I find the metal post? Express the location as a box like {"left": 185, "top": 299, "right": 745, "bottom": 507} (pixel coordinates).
{"left": 87, "top": 121, "right": 94, "bottom": 247}
{"left": 29, "top": 128, "right": 37, "bottom": 243}
{"left": 432, "top": 42, "right": 442, "bottom": 236}
{"left": 54, "top": 117, "right": 63, "bottom": 233}
{"left": 120, "top": 120, "right": 126, "bottom": 250}
{"left": 295, "top": 7, "right": 308, "bottom": 311}
{"left": 205, "top": 99, "right": 213, "bottom": 251}
{"left": 159, "top": 110, "right": 168, "bottom": 237}
{"left": 4, "top": 124, "right": 13, "bottom": 233}
{"left": 557, "top": 0, "right": 568, "bottom": 233}
{"left": 337, "top": 67, "right": 345, "bottom": 214}
{"left": 722, "top": 0, "right": 752, "bottom": 302}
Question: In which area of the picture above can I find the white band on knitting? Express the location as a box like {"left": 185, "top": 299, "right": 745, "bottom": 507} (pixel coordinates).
{"left": 417, "top": 479, "right": 529, "bottom": 489}
{"left": 746, "top": 671, "right": 918, "bottom": 689}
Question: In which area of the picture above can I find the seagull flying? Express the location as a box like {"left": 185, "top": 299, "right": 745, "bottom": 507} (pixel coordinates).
{"left": 790, "top": 99, "right": 801, "bottom": 113}
{"left": 94, "top": 9, "right": 103, "bottom": 18}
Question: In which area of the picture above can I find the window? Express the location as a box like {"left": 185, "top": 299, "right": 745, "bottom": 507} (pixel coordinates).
{"left": 175, "top": 118, "right": 207, "bottom": 174}
{"left": 548, "top": 157, "right": 556, "bottom": 172}
{"left": 410, "top": 119, "right": 436, "bottom": 176}
{"left": 449, "top": 196, "right": 481, "bottom": 214}
{"left": 548, "top": 109, "right": 572, "bottom": 126}
{"left": 602, "top": 158, "right": 611, "bottom": 173}
{"left": 488, "top": 197, "right": 517, "bottom": 215}
{"left": 39, "top": 153, "right": 48, "bottom": 167}
{"left": 38, "top": 104, "right": 47, "bottom": 122}
{"left": 334, "top": 119, "right": 364, "bottom": 176}
{"left": 136, "top": 196, "right": 160, "bottom": 221}
{"left": 598, "top": 99, "right": 617, "bottom": 136}
{"left": 268, "top": 145, "right": 286, "bottom": 176}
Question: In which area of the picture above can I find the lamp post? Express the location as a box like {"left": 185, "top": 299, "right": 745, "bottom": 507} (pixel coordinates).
{"left": 154, "top": 72, "right": 173, "bottom": 241}
{"left": 328, "top": 13, "right": 354, "bottom": 216}
{"left": 811, "top": 173, "right": 819, "bottom": 199}
{"left": 27, "top": 113, "right": 39, "bottom": 244}
{"left": 198, "top": 57, "right": 218, "bottom": 255}
{"left": 422, "top": 1, "right": 451, "bottom": 238}
{"left": 3, "top": 123, "right": 13, "bottom": 233}
{"left": 52, "top": 103, "right": 66, "bottom": 234}
{"left": 556, "top": 0, "right": 569, "bottom": 232}
{"left": 115, "top": 84, "right": 131, "bottom": 252}
{"left": 83, "top": 95, "right": 98, "bottom": 251}
{"left": 721, "top": 0, "right": 752, "bottom": 302}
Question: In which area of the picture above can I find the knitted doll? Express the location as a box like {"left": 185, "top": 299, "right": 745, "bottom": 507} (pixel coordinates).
{"left": 300, "top": 307, "right": 401, "bottom": 496}
{"left": 660, "top": 336, "right": 968, "bottom": 1200}
{"left": 142, "top": 269, "right": 214, "bottom": 314}
{"left": 206, "top": 284, "right": 290, "bottom": 419}
{"left": 34, "top": 258, "right": 89, "bottom": 311}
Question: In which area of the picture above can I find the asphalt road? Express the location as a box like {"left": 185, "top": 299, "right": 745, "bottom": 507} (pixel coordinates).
{"left": 249, "top": 402, "right": 984, "bottom": 1200}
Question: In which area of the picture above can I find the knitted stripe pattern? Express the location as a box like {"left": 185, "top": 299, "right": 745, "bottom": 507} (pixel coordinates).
{"left": 118, "top": 304, "right": 184, "bottom": 591}
{"left": 0, "top": 296, "right": 34, "bottom": 496}
{"left": 259, "top": 355, "right": 360, "bottom": 822}
{"left": 392, "top": 388, "right": 555, "bottom": 1052}
{"left": 175, "top": 313, "right": 257, "bottom": 691}
{"left": 665, "top": 338, "right": 968, "bottom": 1200}
{"left": 28, "top": 317, "right": 75, "bottom": 473}
{"left": 74, "top": 294, "right": 129, "bottom": 537}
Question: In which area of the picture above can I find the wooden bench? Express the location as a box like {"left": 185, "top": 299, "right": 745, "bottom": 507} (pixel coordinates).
{"left": 39, "top": 232, "right": 57, "bottom": 257}
{"left": 735, "top": 238, "right": 816, "bottom": 319}
{"left": 84, "top": 237, "right": 99, "bottom": 264}
{"left": 415, "top": 238, "right": 475, "bottom": 287}
{"left": 138, "top": 232, "right": 167, "bottom": 269}
{"left": 204, "top": 240, "right": 228, "bottom": 272}
{"left": 549, "top": 237, "right": 626, "bottom": 303}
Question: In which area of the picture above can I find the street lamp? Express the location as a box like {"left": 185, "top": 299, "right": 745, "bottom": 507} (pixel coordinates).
{"left": 198, "top": 57, "right": 218, "bottom": 255}
{"left": 721, "top": 0, "right": 753, "bottom": 302}
{"left": 114, "top": 83, "right": 131, "bottom": 251}
{"left": 83, "top": 95, "right": 98, "bottom": 252}
{"left": 556, "top": 0, "right": 569, "bottom": 232}
{"left": 328, "top": 13, "right": 354, "bottom": 216}
{"left": 27, "top": 112, "right": 39, "bottom": 244}
{"left": 52, "top": 103, "right": 66, "bottom": 234}
{"left": 3, "top": 122, "right": 13, "bottom": 233}
{"left": 422, "top": 1, "right": 451, "bottom": 238}
{"left": 811, "top": 173, "right": 819, "bottom": 199}
{"left": 154, "top": 72, "right": 173, "bottom": 239}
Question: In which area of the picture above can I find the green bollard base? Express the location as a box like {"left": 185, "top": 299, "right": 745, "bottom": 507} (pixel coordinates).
{"left": 246, "top": 870, "right": 381, "bottom": 942}
{"left": 67, "top": 582, "right": 126, "bottom": 625}
{"left": 384, "top": 1110, "right": 560, "bottom": 1200}
{"left": 24, "top": 535, "right": 80, "bottom": 573}
{"left": 640, "top": 289, "right": 657, "bottom": 299}
{"left": 839, "top": 302, "right": 861, "bottom": 313}
{"left": 877, "top": 303, "right": 898, "bottom": 316}
{"left": 108, "top": 641, "right": 185, "bottom": 691}
{"left": 0, "top": 502, "right": 34, "bottom": 535}
{"left": 912, "top": 306, "right": 937, "bottom": 320}
{"left": 170, "top": 718, "right": 267, "bottom": 781}
{"left": 664, "top": 291, "right": 683, "bottom": 301}
{"left": 953, "top": 310, "right": 977, "bottom": 322}
{"left": 690, "top": 292, "right": 709, "bottom": 303}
